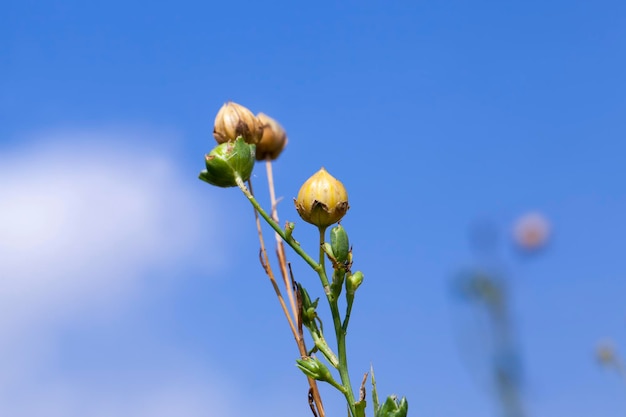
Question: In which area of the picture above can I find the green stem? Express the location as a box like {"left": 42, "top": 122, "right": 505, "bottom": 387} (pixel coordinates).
{"left": 331, "top": 298, "right": 357, "bottom": 416}
{"left": 342, "top": 294, "right": 354, "bottom": 333}
{"left": 319, "top": 227, "right": 357, "bottom": 417}
{"left": 237, "top": 175, "right": 356, "bottom": 416}
{"left": 236, "top": 176, "right": 320, "bottom": 272}
{"left": 317, "top": 227, "right": 331, "bottom": 293}
{"left": 318, "top": 227, "right": 327, "bottom": 274}
{"left": 311, "top": 332, "right": 339, "bottom": 368}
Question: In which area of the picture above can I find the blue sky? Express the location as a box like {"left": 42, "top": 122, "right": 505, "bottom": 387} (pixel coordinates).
{"left": 2, "top": 1, "right": 626, "bottom": 416}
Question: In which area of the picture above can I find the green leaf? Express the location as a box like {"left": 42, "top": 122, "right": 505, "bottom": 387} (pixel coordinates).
{"left": 377, "top": 395, "right": 408, "bottom": 417}
{"left": 371, "top": 365, "right": 380, "bottom": 415}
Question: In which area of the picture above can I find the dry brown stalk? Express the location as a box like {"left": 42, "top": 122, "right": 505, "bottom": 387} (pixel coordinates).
{"left": 248, "top": 175, "right": 326, "bottom": 417}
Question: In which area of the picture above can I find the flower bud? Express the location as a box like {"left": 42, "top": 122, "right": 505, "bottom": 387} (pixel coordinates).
{"left": 330, "top": 225, "right": 350, "bottom": 265}
{"left": 255, "top": 112, "right": 288, "bottom": 160}
{"left": 198, "top": 137, "right": 255, "bottom": 187}
{"left": 296, "top": 357, "right": 342, "bottom": 390}
{"left": 297, "top": 283, "right": 319, "bottom": 327}
{"left": 284, "top": 221, "right": 295, "bottom": 241}
{"left": 322, "top": 242, "right": 334, "bottom": 259}
{"left": 296, "top": 357, "right": 330, "bottom": 381}
{"left": 345, "top": 271, "right": 363, "bottom": 296}
{"left": 294, "top": 168, "right": 349, "bottom": 228}
{"left": 213, "top": 101, "right": 263, "bottom": 144}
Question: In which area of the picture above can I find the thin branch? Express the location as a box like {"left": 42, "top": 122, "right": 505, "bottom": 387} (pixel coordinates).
{"left": 265, "top": 160, "right": 326, "bottom": 417}
{"left": 247, "top": 179, "right": 297, "bottom": 337}
{"left": 266, "top": 159, "right": 300, "bottom": 332}
{"left": 246, "top": 173, "right": 326, "bottom": 417}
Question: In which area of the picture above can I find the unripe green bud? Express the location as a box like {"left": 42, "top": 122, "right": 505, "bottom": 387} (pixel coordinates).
{"left": 330, "top": 225, "right": 350, "bottom": 265}
{"left": 294, "top": 168, "right": 349, "bottom": 228}
{"left": 296, "top": 357, "right": 343, "bottom": 391}
{"left": 255, "top": 112, "right": 288, "bottom": 160}
{"left": 298, "top": 284, "right": 317, "bottom": 310}
{"left": 296, "top": 357, "right": 330, "bottom": 381}
{"left": 284, "top": 222, "right": 295, "bottom": 241}
{"left": 213, "top": 101, "right": 263, "bottom": 144}
{"left": 346, "top": 271, "right": 364, "bottom": 296}
{"left": 297, "top": 284, "right": 319, "bottom": 327}
{"left": 322, "top": 242, "right": 334, "bottom": 259}
{"left": 377, "top": 395, "right": 408, "bottom": 417}
{"left": 304, "top": 307, "right": 317, "bottom": 323}
{"left": 198, "top": 137, "right": 255, "bottom": 187}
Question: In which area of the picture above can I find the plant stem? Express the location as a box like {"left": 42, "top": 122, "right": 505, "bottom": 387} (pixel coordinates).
{"left": 263, "top": 161, "right": 326, "bottom": 417}
{"left": 236, "top": 176, "right": 320, "bottom": 273}
{"left": 319, "top": 227, "right": 357, "bottom": 417}
{"left": 342, "top": 295, "right": 354, "bottom": 333}
{"left": 238, "top": 175, "right": 356, "bottom": 416}
{"left": 247, "top": 178, "right": 326, "bottom": 417}
{"left": 331, "top": 297, "right": 357, "bottom": 417}
{"left": 247, "top": 179, "right": 297, "bottom": 336}
{"left": 265, "top": 160, "right": 299, "bottom": 324}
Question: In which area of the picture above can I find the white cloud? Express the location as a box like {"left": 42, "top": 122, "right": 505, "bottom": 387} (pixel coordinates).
{"left": 1, "top": 368, "right": 236, "bottom": 417}
{"left": 0, "top": 131, "right": 223, "bottom": 327}
{"left": 0, "top": 129, "right": 237, "bottom": 416}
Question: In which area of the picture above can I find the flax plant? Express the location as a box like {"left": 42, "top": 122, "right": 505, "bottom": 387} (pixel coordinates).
{"left": 199, "top": 101, "right": 408, "bottom": 417}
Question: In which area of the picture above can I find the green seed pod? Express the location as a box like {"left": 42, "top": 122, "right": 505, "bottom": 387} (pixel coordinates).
{"left": 346, "top": 271, "right": 364, "bottom": 296}
{"left": 330, "top": 225, "right": 350, "bottom": 264}
{"left": 377, "top": 395, "right": 408, "bottom": 417}
{"left": 199, "top": 137, "right": 255, "bottom": 187}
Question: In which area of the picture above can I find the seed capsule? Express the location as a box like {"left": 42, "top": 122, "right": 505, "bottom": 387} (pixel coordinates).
{"left": 255, "top": 112, "right": 288, "bottom": 160}
{"left": 294, "top": 168, "right": 349, "bottom": 228}
{"left": 198, "top": 137, "right": 256, "bottom": 187}
{"left": 213, "top": 101, "right": 263, "bottom": 144}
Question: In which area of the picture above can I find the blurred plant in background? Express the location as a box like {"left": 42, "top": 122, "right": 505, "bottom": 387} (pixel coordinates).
{"left": 596, "top": 339, "right": 626, "bottom": 387}
{"left": 451, "top": 213, "right": 551, "bottom": 417}
{"left": 198, "top": 101, "right": 407, "bottom": 417}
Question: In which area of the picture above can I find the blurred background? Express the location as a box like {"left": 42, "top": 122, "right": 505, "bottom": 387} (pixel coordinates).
{"left": 2, "top": 1, "right": 625, "bottom": 416}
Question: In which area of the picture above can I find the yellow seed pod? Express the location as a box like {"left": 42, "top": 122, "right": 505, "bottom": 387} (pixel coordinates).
{"left": 213, "top": 101, "right": 263, "bottom": 144}
{"left": 255, "top": 112, "right": 288, "bottom": 161}
{"left": 294, "top": 168, "right": 349, "bottom": 228}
